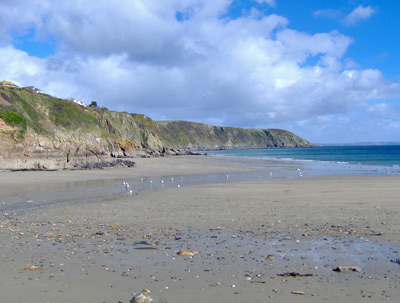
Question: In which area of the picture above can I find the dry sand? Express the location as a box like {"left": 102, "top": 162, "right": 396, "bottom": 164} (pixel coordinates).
{"left": 1, "top": 156, "right": 399, "bottom": 303}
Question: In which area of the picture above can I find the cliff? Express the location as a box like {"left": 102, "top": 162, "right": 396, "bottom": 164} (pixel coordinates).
{"left": 0, "top": 85, "right": 315, "bottom": 170}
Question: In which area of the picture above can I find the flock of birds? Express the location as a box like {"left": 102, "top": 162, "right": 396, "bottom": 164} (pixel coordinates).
{"left": 122, "top": 176, "right": 183, "bottom": 196}
{"left": 121, "top": 168, "right": 304, "bottom": 197}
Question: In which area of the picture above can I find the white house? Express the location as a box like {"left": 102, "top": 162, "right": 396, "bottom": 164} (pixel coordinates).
{"left": 24, "top": 86, "right": 42, "bottom": 93}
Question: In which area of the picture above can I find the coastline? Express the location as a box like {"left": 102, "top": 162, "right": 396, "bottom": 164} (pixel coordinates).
{"left": 1, "top": 155, "right": 399, "bottom": 302}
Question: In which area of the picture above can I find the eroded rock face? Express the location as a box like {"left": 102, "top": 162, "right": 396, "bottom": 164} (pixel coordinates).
{"left": 0, "top": 132, "right": 140, "bottom": 170}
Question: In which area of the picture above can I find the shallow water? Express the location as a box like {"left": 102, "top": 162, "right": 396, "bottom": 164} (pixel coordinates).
{"left": 1, "top": 156, "right": 399, "bottom": 215}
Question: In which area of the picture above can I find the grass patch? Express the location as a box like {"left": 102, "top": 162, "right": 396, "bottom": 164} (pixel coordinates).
{"left": 0, "top": 110, "right": 26, "bottom": 128}
{"left": 0, "top": 110, "right": 27, "bottom": 139}
{"left": 51, "top": 99, "right": 98, "bottom": 129}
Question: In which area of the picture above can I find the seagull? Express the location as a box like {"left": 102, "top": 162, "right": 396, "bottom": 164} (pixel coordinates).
{"left": 177, "top": 184, "right": 180, "bottom": 188}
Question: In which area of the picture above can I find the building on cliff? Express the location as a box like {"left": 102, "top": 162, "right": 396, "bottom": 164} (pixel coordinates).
{"left": 0, "top": 80, "right": 19, "bottom": 88}
{"left": 24, "top": 86, "right": 42, "bottom": 94}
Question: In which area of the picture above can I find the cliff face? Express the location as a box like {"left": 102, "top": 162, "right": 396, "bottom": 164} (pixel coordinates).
{"left": 0, "top": 86, "right": 315, "bottom": 170}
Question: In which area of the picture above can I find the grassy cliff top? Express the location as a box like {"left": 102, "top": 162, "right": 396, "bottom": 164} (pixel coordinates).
{"left": 0, "top": 86, "right": 315, "bottom": 151}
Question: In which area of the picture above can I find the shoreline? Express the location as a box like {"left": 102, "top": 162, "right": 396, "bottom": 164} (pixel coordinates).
{"left": 1, "top": 156, "right": 400, "bottom": 302}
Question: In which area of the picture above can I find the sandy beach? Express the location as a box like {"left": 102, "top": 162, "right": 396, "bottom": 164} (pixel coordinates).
{"left": 1, "top": 156, "right": 399, "bottom": 303}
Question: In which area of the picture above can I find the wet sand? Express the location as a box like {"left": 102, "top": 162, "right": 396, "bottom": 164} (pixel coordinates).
{"left": 1, "top": 156, "right": 399, "bottom": 302}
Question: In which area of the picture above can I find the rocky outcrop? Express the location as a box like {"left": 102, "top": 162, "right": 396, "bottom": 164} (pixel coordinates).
{"left": 0, "top": 86, "right": 315, "bottom": 170}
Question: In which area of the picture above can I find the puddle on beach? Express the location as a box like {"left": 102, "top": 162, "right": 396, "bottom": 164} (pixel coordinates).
{"left": 109, "top": 230, "right": 400, "bottom": 277}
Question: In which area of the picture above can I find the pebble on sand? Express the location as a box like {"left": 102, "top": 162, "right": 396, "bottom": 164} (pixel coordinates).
{"left": 177, "top": 250, "right": 197, "bottom": 256}
{"left": 291, "top": 291, "right": 305, "bottom": 295}
{"left": 130, "top": 290, "right": 153, "bottom": 303}
{"left": 333, "top": 266, "right": 361, "bottom": 273}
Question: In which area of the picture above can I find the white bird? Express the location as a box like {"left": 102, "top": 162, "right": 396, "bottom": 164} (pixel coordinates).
{"left": 177, "top": 184, "right": 180, "bottom": 188}
{"left": 161, "top": 180, "right": 164, "bottom": 183}
{"left": 129, "top": 190, "right": 133, "bottom": 195}
{"left": 171, "top": 177, "right": 174, "bottom": 181}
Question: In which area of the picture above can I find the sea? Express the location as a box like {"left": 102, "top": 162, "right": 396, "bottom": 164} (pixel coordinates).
{"left": 201, "top": 145, "right": 400, "bottom": 177}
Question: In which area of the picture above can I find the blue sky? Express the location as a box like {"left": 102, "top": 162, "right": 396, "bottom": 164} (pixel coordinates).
{"left": 1, "top": 0, "right": 399, "bottom": 143}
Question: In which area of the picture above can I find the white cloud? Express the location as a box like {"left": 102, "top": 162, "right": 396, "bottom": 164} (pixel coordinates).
{"left": 342, "top": 5, "right": 375, "bottom": 26}
{"left": 313, "top": 9, "right": 341, "bottom": 19}
{"left": 254, "top": 0, "right": 275, "bottom": 7}
{"left": 0, "top": 0, "right": 398, "bottom": 143}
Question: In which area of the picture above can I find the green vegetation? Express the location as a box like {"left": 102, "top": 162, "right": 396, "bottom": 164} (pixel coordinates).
{"left": 0, "top": 110, "right": 26, "bottom": 127}
{"left": 50, "top": 99, "right": 98, "bottom": 128}
{"left": 0, "top": 110, "right": 27, "bottom": 139}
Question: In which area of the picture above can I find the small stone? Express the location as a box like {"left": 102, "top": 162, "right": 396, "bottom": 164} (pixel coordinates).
{"left": 291, "top": 291, "right": 305, "bottom": 295}
{"left": 333, "top": 266, "right": 361, "bottom": 273}
{"left": 266, "top": 254, "right": 275, "bottom": 261}
{"left": 130, "top": 293, "right": 153, "bottom": 303}
{"left": 24, "top": 265, "right": 43, "bottom": 272}
{"left": 177, "top": 250, "right": 197, "bottom": 256}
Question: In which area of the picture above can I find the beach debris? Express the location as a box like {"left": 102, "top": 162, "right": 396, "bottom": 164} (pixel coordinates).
{"left": 333, "top": 266, "right": 361, "bottom": 273}
{"left": 177, "top": 249, "right": 197, "bottom": 256}
{"left": 130, "top": 289, "right": 153, "bottom": 303}
{"left": 291, "top": 291, "right": 305, "bottom": 295}
{"left": 390, "top": 258, "right": 400, "bottom": 264}
{"left": 265, "top": 254, "right": 275, "bottom": 261}
{"left": 277, "top": 272, "right": 313, "bottom": 277}
{"left": 24, "top": 265, "right": 43, "bottom": 271}
{"left": 109, "top": 223, "right": 123, "bottom": 229}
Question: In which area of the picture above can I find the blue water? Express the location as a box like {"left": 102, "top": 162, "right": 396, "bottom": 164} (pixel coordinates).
{"left": 202, "top": 145, "right": 400, "bottom": 167}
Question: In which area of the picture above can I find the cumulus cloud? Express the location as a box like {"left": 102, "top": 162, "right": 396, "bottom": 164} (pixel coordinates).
{"left": 342, "top": 5, "right": 375, "bottom": 26}
{"left": 0, "top": 0, "right": 398, "bottom": 143}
